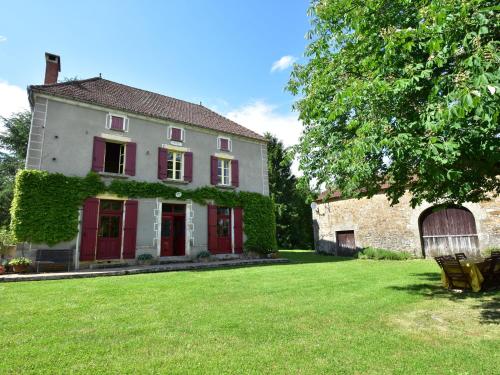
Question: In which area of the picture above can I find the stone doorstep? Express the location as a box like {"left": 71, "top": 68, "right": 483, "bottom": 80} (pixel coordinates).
{"left": 0, "top": 258, "right": 289, "bottom": 283}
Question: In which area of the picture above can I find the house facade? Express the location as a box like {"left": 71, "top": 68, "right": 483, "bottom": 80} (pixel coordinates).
{"left": 22, "top": 53, "right": 269, "bottom": 267}
{"left": 313, "top": 191, "right": 500, "bottom": 258}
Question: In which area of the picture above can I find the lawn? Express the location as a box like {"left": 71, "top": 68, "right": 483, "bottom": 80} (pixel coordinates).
{"left": 1, "top": 250, "right": 498, "bottom": 374}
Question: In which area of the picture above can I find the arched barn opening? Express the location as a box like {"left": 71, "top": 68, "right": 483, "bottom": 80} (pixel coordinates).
{"left": 419, "top": 205, "right": 479, "bottom": 258}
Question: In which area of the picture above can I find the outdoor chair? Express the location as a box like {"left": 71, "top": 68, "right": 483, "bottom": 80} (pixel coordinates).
{"left": 490, "top": 251, "right": 500, "bottom": 258}
{"left": 441, "top": 258, "right": 472, "bottom": 290}
{"left": 454, "top": 252, "right": 467, "bottom": 260}
{"left": 434, "top": 256, "right": 446, "bottom": 269}
{"left": 482, "top": 256, "right": 500, "bottom": 289}
{"left": 443, "top": 255, "right": 454, "bottom": 260}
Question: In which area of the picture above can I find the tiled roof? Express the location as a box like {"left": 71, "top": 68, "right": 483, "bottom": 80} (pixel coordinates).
{"left": 316, "top": 183, "right": 391, "bottom": 202}
{"left": 29, "top": 77, "right": 265, "bottom": 141}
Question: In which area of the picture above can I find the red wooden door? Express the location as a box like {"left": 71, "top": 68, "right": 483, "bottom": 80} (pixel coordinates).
{"left": 173, "top": 216, "right": 185, "bottom": 256}
{"left": 161, "top": 214, "right": 173, "bottom": 256}
{"left": 217, "top": 207, "right": 232, "bottom": 253}
{"left": 161, "top": 204, "right": 186, "bottom": 256}
{"left": 96, "top": 200, "right": 123, "bottom": 260}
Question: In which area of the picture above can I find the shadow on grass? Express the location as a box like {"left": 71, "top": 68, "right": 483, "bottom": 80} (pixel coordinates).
{"left": 389, "top": 272, "right": 500, "bottom": 325}
{"left": 279, "top": 250, "right": 354, "bottom": 264}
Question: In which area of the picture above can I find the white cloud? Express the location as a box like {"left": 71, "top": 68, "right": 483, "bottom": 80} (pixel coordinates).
{"left": 0, "top": 36, "right": 6, "bottom": 42}
{"left": 0, "top": 81, "right": 29, "bottom": 133}
{"left": 226, "top": 101, "right": 303, "bottom": 175}
{"left": 270, "top": 55, "right": 296, "bottom": 72}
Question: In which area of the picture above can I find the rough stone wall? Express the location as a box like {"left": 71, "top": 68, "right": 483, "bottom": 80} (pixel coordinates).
{"left": 313, "top": 192, "right": 500, "bottom": 258}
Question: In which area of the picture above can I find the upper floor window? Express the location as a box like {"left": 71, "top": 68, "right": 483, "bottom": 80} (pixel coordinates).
{"left": 168, "top": 126, "right": 185, "bottom": 142}
{"left": 217, "top": 136, "right": 231, "bottom": 152}
{"left": 92, "top": 136, "right": 136, "bottom": 176}
{"left": 167, "top": 151, "right": 184, "bottom": 180}
{"left": 158, "top": 147, "right": 193, "bottom": 183}
{"left": 104, "top": 141, "right": 125, "bottom": 174}
{"left": 217, "top": 158, "right": 231, "bottom": 186}
{"left": 106, "top": 114, "right": 129, "bottom": 132}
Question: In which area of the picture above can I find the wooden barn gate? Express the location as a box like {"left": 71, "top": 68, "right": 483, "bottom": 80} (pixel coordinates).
{"left": 420, "top": 206, "right": 479, "bottom": 258}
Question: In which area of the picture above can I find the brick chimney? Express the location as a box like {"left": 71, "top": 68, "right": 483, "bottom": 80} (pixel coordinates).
{"left": 44, "top": 53, "right": 61, "bottom": 84}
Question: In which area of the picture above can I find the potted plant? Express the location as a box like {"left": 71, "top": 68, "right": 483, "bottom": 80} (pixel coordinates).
{"left": 9, "top": 257, "right": 32, "bottom": 273}
{"left": 137, "top": 253, "right": 154, "bottom": 265}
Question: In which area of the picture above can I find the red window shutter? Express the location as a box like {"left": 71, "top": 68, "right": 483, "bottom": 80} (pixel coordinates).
{"left": 220, "top": 138, "right": 229, "bottom": 151}
{"left": 234, "top": 207, "right": 243, "bottom": 253}
{"left": 171, "top": 127, "right": 182, "bottom": 141}
{"left": 184, "top": 152, "right": 193, "bottom": 182}
{"left": 125, "top": 142, "right": 136, "bottom": 176}
{"left": 231, "top": 160, "right": 239, "bottom": 187}
{"left": 80, "top": 198, "right": 99, "bottom": 261}
{"left": 158, "top": 147, "right": 168, "bottom": 180}
{"left": 92, "top": 136, "right": 105, "bottom": 172}
{"left": 111, "top": 116, "right": 124, "bottom": 131}
{"left": 210, "top": 155, "right": 218, "bottom": 185}
{"left": 123, "top": 200, "right": 138, "bottom": 259}
{"left": 207, "top": 204, "right": 218, "bottom": 252}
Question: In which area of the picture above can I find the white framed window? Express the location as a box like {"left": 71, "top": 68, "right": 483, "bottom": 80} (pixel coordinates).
{"left": 168, "top": 126, "right": 185, "bottom": 142}
{"left": 217, "top": 136, "right": 232, "bottom": 152}
{"left": 167, "top": 151, "right": 184, "bottom": 180}
{"left": 217, "top": 158, "right": 231, "bottom": 186}
{"left": 104, "top": 141, "right": 125, "bottom": 174}
{"left": 105, "top": 114, "right": 129, "bottom": 132}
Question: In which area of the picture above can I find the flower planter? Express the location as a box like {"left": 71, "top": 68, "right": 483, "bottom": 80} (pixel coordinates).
{"left": 0, "top": 265, "right": 5, "bottom": 275}
{"left": 12, "top": 264, "right": 29, "bottom": 273}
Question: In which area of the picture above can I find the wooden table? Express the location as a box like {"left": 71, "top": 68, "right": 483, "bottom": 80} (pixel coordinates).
{"left": 441, "top": 257, "right": 486, "bottom": 292}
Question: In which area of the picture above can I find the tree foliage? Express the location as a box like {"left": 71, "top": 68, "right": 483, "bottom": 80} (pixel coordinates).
{"left": 266, "top": 133, "right": 315, "bottom": 249}
{"left": 0, "top": 111, "right": 31, "bottom": 225}
{"left": 288, "top": 0, "right": 499, "bottom": 207}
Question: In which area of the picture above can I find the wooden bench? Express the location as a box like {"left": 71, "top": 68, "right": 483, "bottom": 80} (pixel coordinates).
{"left": 35, "top": 249, "right": 74, "bottom": 272}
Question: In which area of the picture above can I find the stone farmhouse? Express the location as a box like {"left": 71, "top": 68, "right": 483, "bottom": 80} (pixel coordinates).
{"left": 21, "top": 53, "right": 270, "bottom": 267}
{"left": 313, "top": 190, "right": 500, "bottom": 258}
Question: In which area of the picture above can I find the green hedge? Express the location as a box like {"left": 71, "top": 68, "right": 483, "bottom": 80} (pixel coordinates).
{"left": 10, "top": 170, "right": 277, "bottom": 253}
{"left": 357, "top": 247, "right": 413, "bottom": 260}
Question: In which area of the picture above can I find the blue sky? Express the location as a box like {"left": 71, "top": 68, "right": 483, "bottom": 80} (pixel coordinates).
{"left": 0, "top": 0, "right": 310, "bottom": 146}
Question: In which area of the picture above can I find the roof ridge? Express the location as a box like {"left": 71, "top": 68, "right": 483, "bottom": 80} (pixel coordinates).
{"left": 199, "top": 104, "right": 263, "bottom": 138}
{"left": 99, "top": 78, "right": 207, "bottom": 110}
{"left": 29, "top": 77, "right": 266, "bottom": 141}
{"left": 29, "top": 76, "right": 101, "bottom": 89}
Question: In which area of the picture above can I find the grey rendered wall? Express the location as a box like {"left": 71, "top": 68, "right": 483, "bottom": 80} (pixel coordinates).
{"left": 23, "top": 96, "right": 268, "bottom": 258}
{"left": 35, "top": 97, "right": 268, "bottom": 195}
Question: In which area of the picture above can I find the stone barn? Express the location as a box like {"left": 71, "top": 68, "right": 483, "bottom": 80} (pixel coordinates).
{"left": 312, "top": 191, "right": 500, "bottom": 258}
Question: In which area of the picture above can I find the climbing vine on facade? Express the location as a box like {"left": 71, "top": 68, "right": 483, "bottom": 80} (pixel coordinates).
{"left": 10, "top": 170, "right": 277, "bottom": 253}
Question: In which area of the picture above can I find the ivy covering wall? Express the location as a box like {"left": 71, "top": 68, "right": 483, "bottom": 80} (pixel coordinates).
{"left": 10, "top": 170, "right": 277, "bottom": 253}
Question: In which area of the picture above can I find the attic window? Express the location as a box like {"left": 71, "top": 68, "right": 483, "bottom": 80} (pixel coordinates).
{"left": 106, "top": 114, "right": 129, "bottom": 132}
{"left": 168, "top": 126, "right": 184, "bottom": 142}
{"left": 217, "top": 136, "right": 231, "bottom": 152}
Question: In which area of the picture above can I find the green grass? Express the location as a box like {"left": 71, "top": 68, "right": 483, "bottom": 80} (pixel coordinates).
{"left": 1, "top": 250, "right": 498, "bottom": 374}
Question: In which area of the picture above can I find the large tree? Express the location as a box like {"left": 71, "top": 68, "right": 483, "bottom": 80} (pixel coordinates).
{"left": 288, "top": 0, "right": 499, "bottom": 207}
{"left": 0, "top": 111, "right": 31, "bottom": 225}
{"left": 266, "top": 133, "right": 315, "bottom": 249}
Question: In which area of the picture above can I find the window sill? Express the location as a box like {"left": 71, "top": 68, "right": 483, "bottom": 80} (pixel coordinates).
{"left": 216, "top": 184, "right": 235, "bottom": 190}
{"left": 162, "top": 179, "right": 189, "bottom": 185}
{"left": 99, "top": 172, "right": 129, "bottom": 179}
